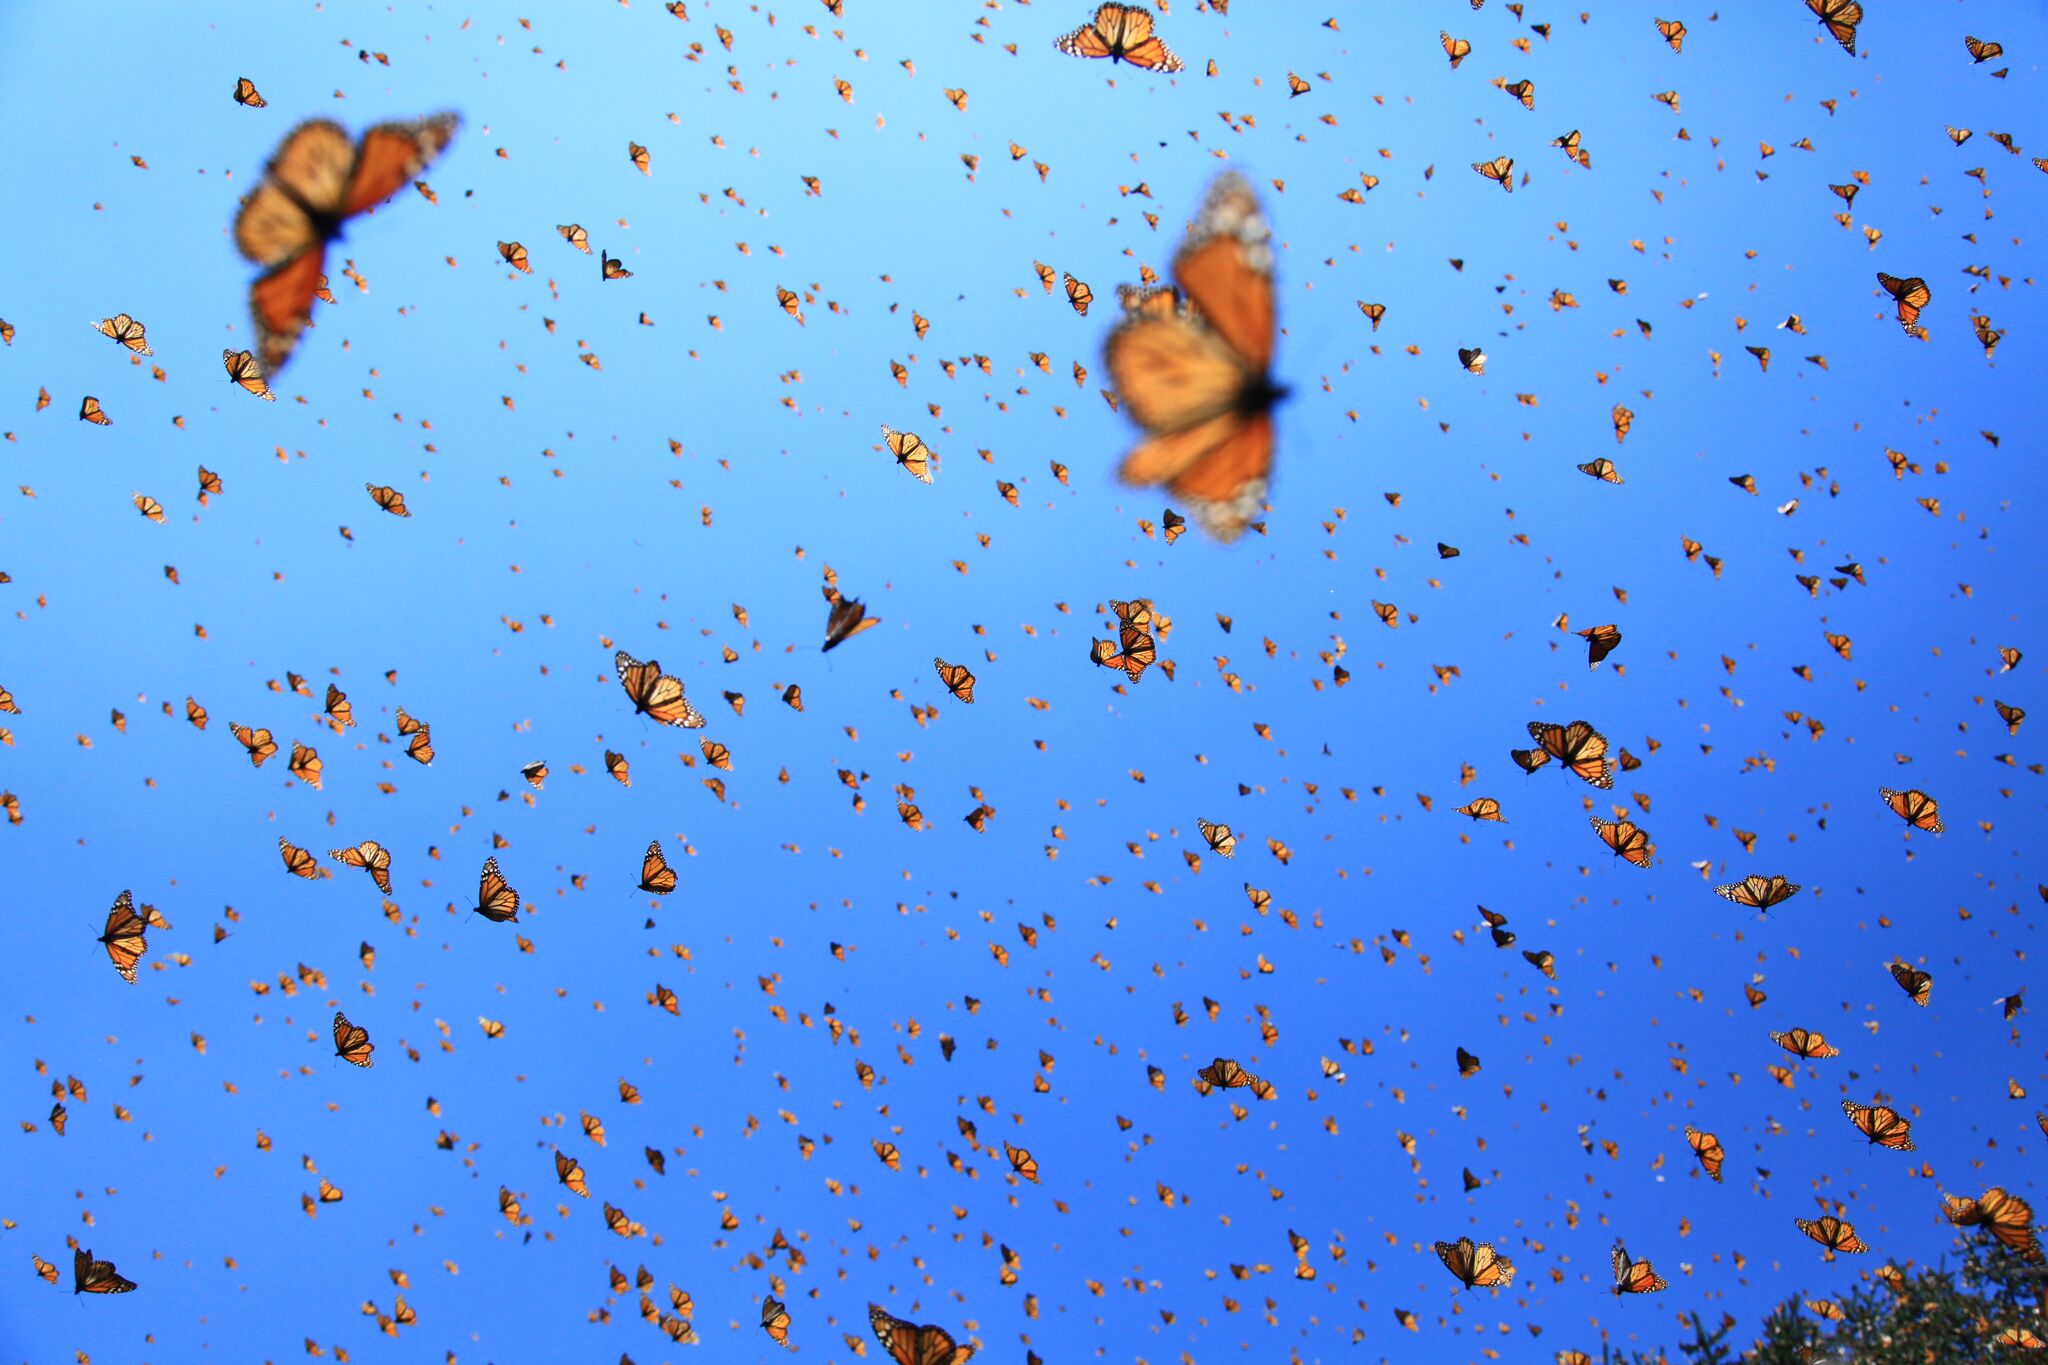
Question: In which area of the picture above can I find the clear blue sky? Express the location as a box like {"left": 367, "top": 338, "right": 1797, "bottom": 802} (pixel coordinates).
{"left": 1, "top": 1, "right": 2044, "bottom": 1361}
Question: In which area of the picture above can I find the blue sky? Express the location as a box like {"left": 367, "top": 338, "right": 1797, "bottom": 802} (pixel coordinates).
{"left": 1, "top": 1, "right": 2044, "bottom": 1361}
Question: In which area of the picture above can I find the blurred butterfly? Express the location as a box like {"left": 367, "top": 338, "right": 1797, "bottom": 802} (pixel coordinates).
{"left": 1577, "top": 623, "right": 1621, "bottom": 667}
{"left": 1198, "top": 818, "right": 1237, "bottom": 857}
{"left": 882, "top": 425, "right": 935, "bottom": 483}
{"left": 332, "top": 1010, "right": 375, "bottom": 1067}
{"left": 98, "top": 890, "right": 148, "bottom": 983}
{"left": 1578, "top": 458, "right": 1623, "bottom": 483}
{"left": 1879, "top": 787, "right": 1943, "bottom": 832}
{"left": 1434, "top": 1237, "right": 1515, "bottom": 1289}
{"left": 1064, "top": 272, "right": 1094, "bottom": 315}
{"left": 233, "top": 113, "right": 458, "bottom": 373}
{"left": 639, "top": 839, "right": 678, "bottom": 895}
{"left": 1942, "top": 1188, "right": 2040, "bottom": 1260}
{"left": 231, "top": 722, "right": 279, "bottom": 767}
{"left": 279, "top": 837, "right": 319, "bottom": 880}
{"left": 1715, "top": 874, "right": 1800, "bottom": 912}
{"left": 823, "top": 593, "right": 881, "bottom": 651}
{"left": 1684, "top": 1126, "right": 1725, "bottom": 1182}
{"left": 1054, "top": 4, "right": 1184, "bottom": 72}
{"left": 1610, "top": 1242, "right": 1667, "bottom": 1294}
{"left": 366, "top": 483, "right": 410, "bottom": 516}
{"left": 73, "top": 1247, "right": 137, "bottom": 1295}
{"left": 1106, "top": 172, "right": 1282, "bottom": 541}
{"left": 1591, "top": 816, "right": 1655, "bottom": 867}
{"left": 93, "top": 313, "right": 152, "bottom": 355}
{"left": 233, "top": 76, "right": 267, "bottom": 107}
{"left": 474, "top": 857, "right": 520, "bottom": 923}
{"left": 615, "top": 650, "right": 706, "bottom": 727}
{"left": 1655, "top": 17, "right": 1685, "bottom": 50}
{"left": 133, "top": 492, "right": 164, "bottom": 522}
{"left": 330, "top": 840, "right": 394, "bottom": 895}
{"left": 868, "top": 1303, "right": 975, "bottom": 1365}
{"left": 1964, "top": 35, "right": 2003, "bottom": 63}
{"left": 1195, "top": 1056, "right": 1261, "bottom": 1092}
{"left": 1441, "top": 31, "right": 1471, "bottom": 68}
{"left": 557, "top": 222, "right": 591, "bottom": 253}
{"left": 554, "top": 1150, "right": 589, "bottom": 1196}
{"left": 1455, "top": 797, "right": 1506, "bottom": 822}
{"left": 1471, "top": 156, "right": 1515, "bottom": 191}
{"left": 760, "top": 1295, "right": 795, "bottom": 1350}
{"left": 1842, "top": 1099, "right": 1915, "bottom": 1150}
{"left": 288, "top": 740, "right": 323, "bottom": 788}
{"left": 1529, "top": 720, "right": 1613, "bottom": 787}
{"left": 323, "top": 683, "right": 354, "bottom": 728}
{"left": 1887, "top": 961, "right": 1933, "bottom": 1006}
{"left": 497, "top": 240, "right": 531, "bottom": 273}
{"left": 80, "top": 396, "right": 112, "bottom": 425}
{"left": 1003, "top": 1141, "right": 1039, "bottom": 1183}
{"left": 223, "top": 348, "right": 275, "bottom": 400}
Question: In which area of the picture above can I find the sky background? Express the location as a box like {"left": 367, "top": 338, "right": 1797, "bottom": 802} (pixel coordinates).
{"left": 1, "top": 1, "right": 2045, "bottom": 1362}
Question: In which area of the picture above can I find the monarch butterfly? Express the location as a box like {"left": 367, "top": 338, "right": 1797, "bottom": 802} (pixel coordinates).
{"left": 1529, "top": 720, "right": 1614, "bottom": 787}
{"left": 882, "top": 425, "right": 936, "bottom": 483}
{"left": 279, "top": 837, "right": 319, "bottom": 880}
{"left": 1456, "top": 1046, "right": 1482, "bottom": 1077}
{"left": 1964, "top": 35, "right": 2003, "bottom": 63}
{"left": 405, "top": 727, "right": 435, "bottom": 765}
{"left": 1502, "top": 79, "right": 1534, "bottom": 110}
{"left": 1715, "top": 874, "right": 1801, "bottom": 912}
{"left": 98, "top": 890, "right": 148, "bottom": 983}
{"left": 602, "top": 1202, "right": 642, "bottom": 1237}
{"left": 998, "top": 1140, "right": 1041, "bottom": 1183}
{"left": 1876, "top": 273, "right": 1931, "bottom": 333}
{"left": 132, "top": 492, "right": 165, "bottom": 523}
{"left": 79, "top": 396, "right": 112, "bottom": 425}
{"left": 1943, "top": 1188, "right": 2040, "bottom": 1260}
{"left": 231, "top": 722, "right": 279, "bottom": 767}
{"left": 1795, "top": 1215, "right": 1868, "bottom": 1258}
{"left": 332, "top": 1010, "right": 375, "bottom": 1067}
{"left": 1455, "top": 797, "right": 1506, "bottom": 822}
{"left": 1994, "top": 1328, "right": 2048, "bottom": 1350}
{"left": 474, "top": 857, "right": 520, "bottom": 923}
{"left": 234, "top": 114, "right": 458, "bottom": 373}
{"left": 627, "top": 140, "right": 650, "bottom": 174}
{"left": 1198, "top": 818, "right": 1237, "bottom": 857}
{"left": 1434, "top": 1237, "right": 1515, "bottom": 1289}
{"left": 73, "top": 1247, "right": 136, "bottom": 1295}
{"left": 934, "top": 657, "right": 977, "bottom": 703}
{"left": 1772, "top": 1028, "right": 1841, "bottom": 1059}
{"left": 1196, "top": 1056, "right": 1259, "bottom": 1091}
{"left": 1441, "top": 31, "right": 1471, "bottom": 68}
{"left": 554, "top": 1150, "right": 589, "bottom": 1196}
{"left": 943, "top": 86, "right": 968, "bottom": 111}
{"left": 1577, "top": 624, "right": 1621, "bottom": 668}
{"left": 615, "top": 650, "right": 707, "bottom": 728}
{"left": 760, "top": 1295, "right": 795, "bottom": 1350}
{"left": 288, "top": 740, "right": 323, "bottom": 789}
{"left": 604, "top": 750, "right": 631, "bottom": 786}
{"left": 1684, "top": 1126, "right": 1725, "bottom": 1182}
{"left": 323, "top": 683, "right": 354, "bottom": 728}
{"left": 1888, "top": 961, "right": 1933, "bottom": 1006}
{"left": 823, "top": 593, "right": 881, "bottom": 651}
{"left": 872, "top": 1138, "right": 902, "bottom": 1169}
{"left": 1842, "top": 1099, "right": 1915, "bottom": 1150}
{"left": 1456, "top": 347, "right": 1486, "bottom": 374}
{"left": 366, "top": 483, "right": 410, "bottom": 517}
{"left": 93, "top": 313, "right": 152, "bottom": 355}
{"left": 1054, "top": 4, "right": 1185, "bottom": 72}
{"left": 1471, "top": 156, "right": 1514, "bottom": 191}
{"left": 1285, "top": 72, "right": 1310, "bottom": 96}
{"left": 600, "top": 250, "right": 632, "bottom": 281}
{"left": 1057, "top": 273, "right": 1098, "bottom": 319}
{"left": 223, "top": 348, "right": 275, "bottom": 400}
{"left": 330, "top": 840, "right": 394, "bottom": 895}
{"left": 1655, "top": 17, "right": 1685, "bottom": 50}
{"left": 1161, "top": 507, "right": 1187, "bottom": 543}
{"left": 233, "top": 76, "right": 267, "bottom": 107}
{"left": 1879, "top": 787, "right": 1943, "bottom": 833}
{"left": 497, "top": 240, "right": 531, "bottom": 273}
{"left": 868, "top": 1303, "right": 976, "bottom": 1364}
{"left": 639, "top": 839, "right": 678, "bottom": 895}
{"left": 1106, "top": 173, "right": 1281, "bottom": 541}
{"left": 1358, "top": 301, "right": 1387, "bottom": 332}
{"left": 557, "top": 222, "right": 591, "bottom": 253}
{"left": 520, "top": 760, "right": 548, "bottom": 789}
{"left": 1611, "top": 1242, "right": 1667, "bottom": 1294}
{"left": 1591, "top": 816, "right": 1655, "bottom": 867}
{"left": 1509, "top": 746, "right": 1551, "bottom": 774}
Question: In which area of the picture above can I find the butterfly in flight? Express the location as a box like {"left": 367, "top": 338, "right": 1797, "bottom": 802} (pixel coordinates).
{"left": 867, "top": 1302, "right": 976, "bottom": 1364}
{"left": 1106, "top": 172, "right": 1283, "bottom": 540}
{"left": 1054, "top": 4, "right": 1185, "bottom": 72}
{"left": 73, "top": 1247, "right": 137, "bottom": 1295}
{"left": 332, "top": 1010, "right": 375, "bottom": 1067}
{"left": 233, "top": 113, "right": 458, "bottom": 374}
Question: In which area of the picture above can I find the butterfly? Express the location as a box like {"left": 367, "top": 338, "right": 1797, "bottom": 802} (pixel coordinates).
{"left": 1471, "top": 156, "right": 1515, "bottom": 191}
{"left": 1591, "top": 816, "right": 1655, "bottom": 867}
{"left": 497, "top": 240, "right": 531, "bottom": 273}
{"left": 1523, "top": 949, "right": 1556, "bottom": 978}
{"left": 1611, "top": 1242, "right": 1668, "bottom": 1294}
{"left": 366, "top": 483, "right": 410, "bottom": 516}
{"left": 601, "top": 250, "right": 632, "bottom": 281}
{"left": 1106, "top": 171, "right": 1282, "bottom": 541}
{"left": 1942, "top": 1188, "right": 2040, "bottom": 1260}
{"left": 602, "top": 1202, "right": 642, "bottom": 1237}
{"left": 233, "top": 113, "right": 458, "bottom": 373}
{"left": 1197, "top": 818, "right": 1237, "bottom": 857}
{"left": 288, "top": 740, "right": 323, "bottom": 788}
{"left": 1796, "top": 1215, "right": 1868, "bottom": 1258}
{"left": 1684, "top": 1126, "right": 1725, "bottom": 1182}
{"left": 98, "top": 890, "right": 148, "bottom": 983}
{"left": 615, "top": 650, "right": 706, "bottom": 727}
{"left": 1876, "top": 273, "right": 1931, "bottom": 335}
{"left": 1842, "top": 1099, "right": 1915, "bottom": 1150}
{"left": 823, "top": 593, "right": 881, "bottom": 651}
{"left": 1578, "top": 457, "right": 1623, "bottom": 483}
{"left": 1441, "top": 31, "right": 1472, "bottom": 68}
{"left": 1434, "top": 1237, "right": 1515, "bottom": 1289}
{"left": 639, "top": 839, "right": 679, "bottom": 895}
{"left": 605, "top": 750, "right": 631, "bottom": 786}
{"left": 1064, "top": 272, "right": 1094, "bottom": 315}
{"left": 279, "top": 837, "right": 320, "bottom": 880}
{"left": 1528, "top": 720, "right": 1614, "bottom": 787}
{"left": 93, "top": 313, "right": 152, "bottom": 355}
{"left": 1888, "top": 961, "right": 1933, "bottom": 1006}
{"left": 323, "top": 683, "right": 354, "bottom": 728}
{"left": 1965, "top": 35, "right": 2004, "bottom": 63}
{"left": 474, "top": 857, "right": 520, "bottom": 923}
{"left": 557, "top": 222, "right": 591, "bottom": 253}
{"left": 231, "top": 722, "right": 279, "bottom": 767}
{"left": 1455, "top": 797, "right": 1506, "bottom": 822}
{"left": 760, "top": 1295, "right": 795, "bottom": 1350}
{"left": 222, "top": 348, "right": 275, "bottom": 400}
{"left": 330, "top": 840, "right": 394, "bottom": 895}
{"left": 872, "top": 1139, "right": 902, "bottom": 1169}
{"left": 1655, "top": 17, "right": 1686, "bottom": 50}
{"left": 934, "top": 657, "right": 977, "bottom": 703}
{"left": 1002, "top": 1141, "right": 1039, "bottom": 1183}
{"left": 132, "top": 492, "right": 164, "bottom": 522}
{"left": 554, "top": 1150, "right": 589, "bottom": 1196}
{"left": 882, "top": 425, "right": 936, "bottom": 483}
{"left": 1502, "top": 79, "right": 1535, "bottom": 110}
{"left": 233, "top": 76, "right": 267, "bottom": 107}
{"left": 1715, "top": 874, "right": 1801, "bottom": 912}
{"left": 1054, "top": 4, "right": 1184, "bottom": 71}
{"left": 867, "top": 1303, "right": 976, "bottom": 1365}
{"left": 80, "top": 396, "right": 112, "bottom": 425}
{"left": 73, "top": 1247, "right": 137, "bottom": 1295}
{"left": 1880, "top": 787, "right": 1943, "bottom": 832}
{"left": 332, "top": 1010, "right": 375, "bottom": 1067}
{"left": 1577, "top": 624, "right": 1622, "bottom": 667}
{"left": 1772, "top": 1028, "right": 1841, "bottom": 1059}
